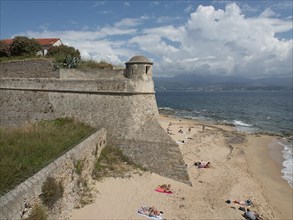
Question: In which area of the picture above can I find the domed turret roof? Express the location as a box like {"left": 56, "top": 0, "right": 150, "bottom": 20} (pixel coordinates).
{"left": 126, "top": 55, "right": 153, "bottom": 64}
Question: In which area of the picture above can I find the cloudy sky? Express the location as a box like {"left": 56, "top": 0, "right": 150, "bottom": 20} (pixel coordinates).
{"left": 1, "top": 0, "right": 292, "bottom": 78}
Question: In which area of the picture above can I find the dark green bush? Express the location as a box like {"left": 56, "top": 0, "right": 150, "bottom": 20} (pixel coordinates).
{"left": 10, "top": 36, "right": 41, "bottom": 56}
{"left": 40, "top": 176, "right": 64, "bottom": 208}
{"left": 0, "top": 40, "right": 10, "bottom": 57}
{"left": 46, "top": 45, "right": 80, "bottom": 62}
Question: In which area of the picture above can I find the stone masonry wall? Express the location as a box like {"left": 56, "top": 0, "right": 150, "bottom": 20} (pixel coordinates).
{"left": 0, "top": 128, "right": 107, "bottom": 220}
{"left": 0, "top": 76, "right": 190, "bottom": 185}
{"left": 60, "top": 68, "right": 125, "bottom": 79}
{"left": 0, "top": 87, "right": 190, "bottom": 185}
{"left": 0, "top": 59, "right": 59, "bottom": 78}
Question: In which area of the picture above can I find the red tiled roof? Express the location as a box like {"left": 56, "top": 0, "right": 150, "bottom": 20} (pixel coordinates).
{"left": 37, "top": 38, "right": 60, "bottom": 45}
{"left": 1, "top": 38, "right": 61, "bottom": 46}
{"left": 2, "top": 39, "right": 13, "bottom": 44}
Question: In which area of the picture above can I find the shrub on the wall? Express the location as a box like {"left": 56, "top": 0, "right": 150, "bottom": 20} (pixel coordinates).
{"left": 25, "top": 204, "right": 47, "bottom": 220}
{"left": 40, "top": 176, "right": 64, "bottom": 208}
{"left": 46, "top": 45, "right": 81, "bottom": 68}
{"left": 46, "top": 45, "right": 80, "bottom": 62}
{"left": 0, "top": 40, "right": 10, "bottom": 57}
{"left": 74, "top": 159, "right": 84, "bottom": 176}
{"left": 10, "top": 36, "right": 41, "bottom": 56}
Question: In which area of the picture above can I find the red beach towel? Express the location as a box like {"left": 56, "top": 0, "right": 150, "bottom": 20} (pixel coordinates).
{"left": 155, "top": 187, "right": 173, "bottom": 194}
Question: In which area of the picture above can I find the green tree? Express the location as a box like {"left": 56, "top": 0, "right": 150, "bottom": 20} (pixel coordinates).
{"left": 46, "top": 45, "right": 80, "bottom": 62}
{"left": 10, "top": 36, "right": 41, "bottom": 56}
{"left": 0, "top": 41, "right": 10, "bottom": 57}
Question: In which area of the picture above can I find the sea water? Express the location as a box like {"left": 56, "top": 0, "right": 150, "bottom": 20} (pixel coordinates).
{"left": 156, "top": 90, "right": 293, "bottom": 187}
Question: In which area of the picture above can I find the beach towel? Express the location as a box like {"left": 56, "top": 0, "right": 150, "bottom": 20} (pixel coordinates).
{"left": 137, "top": 206, "right": 163, "bottom": 220}
{"left": 155, "top": 187, "right": 173, "bottom": 194}
{"left": 137, "top": 212, "right": 163, "bottom": 220}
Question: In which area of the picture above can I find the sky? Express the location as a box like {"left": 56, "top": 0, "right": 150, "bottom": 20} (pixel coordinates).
{"left": 1, "top": 0, "right": 292, "bottom": 79}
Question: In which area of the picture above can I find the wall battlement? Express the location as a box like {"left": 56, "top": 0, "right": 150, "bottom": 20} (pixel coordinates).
{"left": 0, "top": 56, "right": 191, "bottom": 185}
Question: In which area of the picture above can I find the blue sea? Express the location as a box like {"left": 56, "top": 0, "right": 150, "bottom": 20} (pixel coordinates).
{"left": 156, "top": 90, "right": 293, "bottom": 187}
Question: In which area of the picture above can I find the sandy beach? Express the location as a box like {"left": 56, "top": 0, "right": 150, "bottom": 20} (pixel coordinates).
{"left": 69, "top": 114, "right": 293, "bottom": 220}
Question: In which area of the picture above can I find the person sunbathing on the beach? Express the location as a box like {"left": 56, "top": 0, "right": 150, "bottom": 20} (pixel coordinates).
{"left": 138, "top": 206, "right": 162, "bottom": 217}
{"left": 157, "top": 184, "right": 172, "bottom": 193}
{"left": 194, "top": 161, "right": 211, "bottom": 168}
{"left": 149, "top": 206, "right": 162, "bottom": 217}
{"left": 233, "top": 199, "right": 253, "bottom": 206}
{"left": 243, "top": 208, "right": 263, "bottom": 220}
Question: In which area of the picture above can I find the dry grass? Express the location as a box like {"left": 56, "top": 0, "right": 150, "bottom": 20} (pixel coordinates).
{"left": 0, "top": 118, "right": 95, "bottom": 195}
{"left": 77, "top": 60, "right": 114, "bottom": 70}
{"left": 92, "top": 146, "right": 145, "bottom": 180}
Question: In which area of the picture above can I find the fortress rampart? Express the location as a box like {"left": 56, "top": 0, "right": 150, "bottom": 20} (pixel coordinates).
{"left": 0, "top": 56, "right": 190, "bottom": 185}
{"left": 0, "top": 59, "right": 59, "bottom": 78}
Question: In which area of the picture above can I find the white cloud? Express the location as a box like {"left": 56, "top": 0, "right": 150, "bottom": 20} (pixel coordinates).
{"left": 259, "top": 8, "right": 277, "bottom": 18}
{"left": 130, "top": 3, "right": 292, "bottom": 78}
{"left": 184, "top": 5, "right": 193, "bottom": 13}
{"left": 93, "top": 1, "right": 106, "bottom": 7}
{"left": 16, "top": 3, "right": 292, "bottom": 78}
{"left": 114, "top": 16, "right": 149, "bottom": 28}
{"left": 156, "top": 16, "right": 181, "bottom": 24}
{"left": 124, "top": 2, "right": 130, "bottom": 7}
{"left": 16, "top": 24, "right": 138, "bottom": 65}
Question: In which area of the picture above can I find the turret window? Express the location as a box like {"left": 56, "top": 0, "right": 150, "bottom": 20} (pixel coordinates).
{"left": 146, "top": 66, "right": 150, "bottom": 74}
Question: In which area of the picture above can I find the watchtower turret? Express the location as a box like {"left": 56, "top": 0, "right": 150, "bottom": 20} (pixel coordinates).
{"left": 125, "top": 55, "right": 153, "bottom": 80}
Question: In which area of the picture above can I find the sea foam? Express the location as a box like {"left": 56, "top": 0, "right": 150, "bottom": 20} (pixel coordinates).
{"left": 279, "top": 141, "right": 293, "bottom": 188}
{"left": 233, "top": 120, "right": 257, "bottom": 133}
{"left": 233, "top": 120, "right": 252, "bottom": 127}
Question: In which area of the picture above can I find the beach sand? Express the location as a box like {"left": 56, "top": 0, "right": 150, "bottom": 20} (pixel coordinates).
{"left": 69, "top": 114, "right": 292, "bottom": 220}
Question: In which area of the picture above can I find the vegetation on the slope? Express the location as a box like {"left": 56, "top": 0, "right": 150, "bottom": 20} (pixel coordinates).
{"left": 76, "top": 176, "right": 95, "bottom": 208}
{"left": 92, "top": 146, "right": 146, "bottom": 180}
{"left": 0, "top": 40, "right": 10, "bottom": 57}
{"left": 0, "top": 56, "right": 52, "bottom": 63}
{"left": 0, "top": 36, "right": 117, "bottom": 69}
{"left": 74, "top": 159, "right": 85, "bottom": 176}
{"left": 46, "top": 44, "right": 80, "bottom": 63}
{"left": 40, "top": 176, "right": 64, "bottom": 209}
{"left": 0, "top": 118, "right": 95, "bottom": 195}
{"left": 0, "top": 36, "right": 81, "bottom": 68}
{"left": 9, "top": 36, "right": 41, "bottom": 56}
{"left": 77, "top": 60, "right": 114, "bottom": 70}
{"left": 24, "top": 204, "right": 47, "bottom": 220}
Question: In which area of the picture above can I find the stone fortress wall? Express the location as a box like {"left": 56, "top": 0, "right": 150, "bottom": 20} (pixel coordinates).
{"left": 0, "top": 59, "right": 59, "bottom": 78}
{"left": 0, "top": 56, "right": 190, "bottom": 185}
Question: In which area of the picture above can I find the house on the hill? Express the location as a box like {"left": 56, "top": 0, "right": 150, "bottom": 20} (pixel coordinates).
{"left": 2, "top": 38, "right": 63, "bottom": 56}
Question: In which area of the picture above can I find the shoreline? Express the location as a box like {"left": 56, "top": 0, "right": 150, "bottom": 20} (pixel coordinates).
{"left": 246, "top": 135, "right": 293, "bottom": 219}
{"left": 69, "top": 113, "right": 292, "bottom": 220}
{"left": 158, "top": 108, "right": 292, "bottom": 138}
{"left": 160, "top": 114, "right": 293, "bottom": 219}
{"left": 163, "top": 112, "right": 292, "bottom": 188}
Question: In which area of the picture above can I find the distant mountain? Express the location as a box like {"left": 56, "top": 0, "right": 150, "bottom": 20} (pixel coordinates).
{"left": 154, "top": 74, "right": 292, "bottom": 91}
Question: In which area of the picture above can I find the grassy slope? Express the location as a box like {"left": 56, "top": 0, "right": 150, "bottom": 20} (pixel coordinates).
{"left": 0, "top": 118, "right": 95, "bottom": 195}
